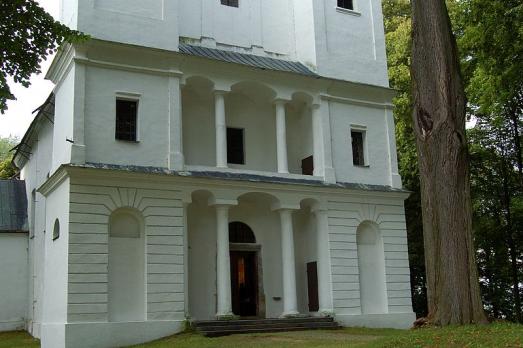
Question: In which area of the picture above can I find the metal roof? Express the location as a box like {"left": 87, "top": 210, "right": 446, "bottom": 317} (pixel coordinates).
{"left": 0, "top": 180, "right": 28, "bottom": 233}
{"left": 179, "top": 44, "right": 318, "bottom": 77}
{"left": 71, "top": 163, "right": 408, "bottom": 193}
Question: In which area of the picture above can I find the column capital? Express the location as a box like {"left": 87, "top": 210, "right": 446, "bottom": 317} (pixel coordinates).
{"left": 209, "top": 197, "right": 238, "bottom": 208}
{"left": 273, "top": 98, "right": 290, "bottom": 106}
{"left": 214, "top": 89, "right": 230, "bottom": 97}
{"left": 311, "top": 103, "right": 321, "bottom": 111}
{"left": 271, "top": 202, "right": 300, "bottom": 212}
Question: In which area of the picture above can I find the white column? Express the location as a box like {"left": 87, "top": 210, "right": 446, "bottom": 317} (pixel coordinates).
{"left": 168, "top": 76, "right": 184, "bottom": 171}
{"left": 320, "top": 100, "right": 336, "bottom": 183}
{"left": 313, "top": 208, "right": 334, "bottom": 314}
{"left": 274, "top": 100, "right": 289, "bottom": 174}
{"left": 278, "top": 209, "right": 299, "bottom": 317}
{"left": 71, "top": 61, "right": 86, "bottom": 165}
{"left": 215, "top": 91, "right": 228, "bottom": 168}
{"left": 311, "top": 104, "right": 324, "bottom": 177}
{"left": 215, "top": 205, "right": 233, "bottom": 318}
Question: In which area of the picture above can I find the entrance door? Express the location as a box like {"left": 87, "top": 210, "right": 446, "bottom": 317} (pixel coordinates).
{"left": 307, "top": 262, "right": 319, "bottom": 312}
{"left": 230, "top": 251, "right": 258, "bottom": 317}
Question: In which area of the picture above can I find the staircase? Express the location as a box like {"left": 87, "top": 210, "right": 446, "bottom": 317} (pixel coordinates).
{"left": 193, "top": 317, "right": 341, "bottom": 337}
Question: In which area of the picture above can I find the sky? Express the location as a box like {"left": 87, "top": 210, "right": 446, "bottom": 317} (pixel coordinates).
{"left": 0, "top": 0, "right": 58, "bottom": 139}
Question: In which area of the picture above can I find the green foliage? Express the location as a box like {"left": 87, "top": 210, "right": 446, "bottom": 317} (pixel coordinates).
{"left": 0, "top": 136, "right": 18, "bottom": 179}
{"left": 0, "top": 0, "right": 88, "bottom": 113}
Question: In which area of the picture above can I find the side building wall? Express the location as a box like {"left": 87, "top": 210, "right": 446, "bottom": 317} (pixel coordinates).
{"left": 0, "top": 233, "right": 28, "bottom": 331}
{"left": 57, "top": 176, "right": 185, "bottom": 348}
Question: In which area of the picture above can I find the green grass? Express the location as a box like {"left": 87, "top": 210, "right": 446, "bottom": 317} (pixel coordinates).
{"left": 1, "top": 323, "right": 521, "bottom": 347}
{"left": 132, "top": 323, "right": 522, "bottom": 348}
{"left": 0, "top": 331, "right": 39, "bottom": 348}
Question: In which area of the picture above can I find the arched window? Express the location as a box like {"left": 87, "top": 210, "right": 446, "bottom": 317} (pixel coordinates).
{"left": 229, "top": 222, "right": 256, "bottom": 243}
{"left": 52, "top": 219, "right": 60, "bottom": 240}
{"left": 108, "top": 210, "right": 145, "bottom": 322}
{"left": 357, "top": 222, "right": 388, "bottom": 314}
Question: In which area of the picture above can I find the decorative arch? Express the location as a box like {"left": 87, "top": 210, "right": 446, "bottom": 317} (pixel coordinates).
{"left": 108, "top": 208, "right": 145, "bottom": 322}
{"left": 229, "top": 221, "right": 256, "bottom": 243}
{"left": 356, "top": 221, "right": 388, "bottom": 314}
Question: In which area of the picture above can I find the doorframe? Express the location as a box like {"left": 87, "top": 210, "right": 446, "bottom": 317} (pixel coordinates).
{"left": 229, "top": 243, "right": 265, "bottom": 319}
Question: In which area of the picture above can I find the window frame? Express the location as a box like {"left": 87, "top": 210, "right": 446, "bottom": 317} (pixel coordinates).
{"left": 115, "top": 92, "right": 141, "bottom": 143}
{"left": 351, "top": 126, "right": 369, "bottom": 167}
{"left": 336, "top": 0, "right": 361, "bottom": 16}
{"left": 227, "top": 127, "right": 246, "bottom": 165}
{"left": 221, "top": 0, "right": 239, "bottom": 8}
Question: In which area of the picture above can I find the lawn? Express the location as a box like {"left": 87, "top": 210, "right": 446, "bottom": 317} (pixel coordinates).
{"left": 1, "top": 323, "right": 521, "bottom": 347}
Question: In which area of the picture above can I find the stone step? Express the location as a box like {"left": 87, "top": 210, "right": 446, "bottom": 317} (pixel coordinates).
{"left": 193, "top": 317, "right": 341, "bottom": 337}
{"left": 194, "top": 316, "right": 334, "bottom": 328}
{"left": 199, "top": 321, "right": 339, "bottom": 332}
{"left": 201, "top": 324, "right": 342, "bottom": 338}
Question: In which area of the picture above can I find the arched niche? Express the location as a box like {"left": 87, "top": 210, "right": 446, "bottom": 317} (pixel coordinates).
{"left": 108, "top": 209, "right": 145, "bottom": 322}
{"left": 229, "top": 221, "right": 256, "bottom": 244}
{"left": 356, "top": 221, "right": 388, "bottom": 314}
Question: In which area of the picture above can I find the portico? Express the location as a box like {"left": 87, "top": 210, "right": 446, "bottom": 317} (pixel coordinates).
{"left": 186, "top": 188, "right": 333, "bottom": 320}
{"left": 182, "top": 76, "right": 329, "bottom": 180}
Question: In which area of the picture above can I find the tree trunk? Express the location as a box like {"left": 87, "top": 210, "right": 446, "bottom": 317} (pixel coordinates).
{"left": 410, "top": 0, "right": 488, "bottom": 325}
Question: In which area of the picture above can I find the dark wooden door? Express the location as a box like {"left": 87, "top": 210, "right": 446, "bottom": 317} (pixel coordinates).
{"left": 307, "top": 261, "right": 319, "bottom": 312}
{"left": 230, "top": 251, "right": 258, "bottom": 317}
{"left": 301, "top": 156, "right": 314, "bottom": 176}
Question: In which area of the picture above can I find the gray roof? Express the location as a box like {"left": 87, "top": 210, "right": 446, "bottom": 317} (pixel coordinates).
{"left": 73, "top": 163, "right": 408, "bottom": 194}
{"left": 0, "top": 180, "right": 28, "bottom": 233}
{"left": 179, "top": 44, "right": 318, "bottom": 77}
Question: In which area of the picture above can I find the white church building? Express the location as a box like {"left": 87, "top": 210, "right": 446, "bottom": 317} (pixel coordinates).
{"left": 6, "top": 0, "right": 415, "bottom": 347}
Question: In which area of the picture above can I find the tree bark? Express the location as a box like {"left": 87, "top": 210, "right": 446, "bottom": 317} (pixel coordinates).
{"left": 410, "top": 0, "right": 488, "bottom": 325}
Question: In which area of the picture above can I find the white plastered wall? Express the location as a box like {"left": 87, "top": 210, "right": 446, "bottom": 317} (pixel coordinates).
{"left": 293, "top": 210, "right": 317, "bottom": 314}
{"left": 312, "top": 0, "right": 389, "bottom": 86}
{"left": 286, "top": 104, "right": 313, "bottom": 175}
{"left": 178, "top": 0, "right": 295, "bottom": 56}
{"left": 19, "top": 118, "right": 54, "bottom": 338}
{"left": 51, "top": 67, "right": 74, "bottom": 173}
{"left": 84, "top": 66, "right": 170, "bottom": 168}
{"left": 40, "top": 179, "right": 71, "bottom": 348}
{"left": 330, "top": 100, "right": 393, "bottom": 186}
{"left": 0, "top": 233, "right": 28, "bottom": 332}
{"left": 326, "top": 194, "right": 415, "bottom": 329}
{"left": 63, "top": 0, "right": 179, "bottom": 52}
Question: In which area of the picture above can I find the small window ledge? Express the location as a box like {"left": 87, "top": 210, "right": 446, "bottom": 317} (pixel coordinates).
{"left": 336, "top": 7, "right": 362, "bottom": 16}
{"left": 116, "top": 139, "right": 140, "bottom": 144}
{"left": 354, "top": 164, "right": 370, "bottom": 168}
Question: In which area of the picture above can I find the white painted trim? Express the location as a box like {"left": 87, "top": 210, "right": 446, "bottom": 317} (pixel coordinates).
{"left": 320, "top": 94, "right": 394, "bottom": 109}
{"left": 74, "top": 57, "right": 183, "bottom": 78}
{"left": 336, "top": 7, "right": 362, "bottom": 17}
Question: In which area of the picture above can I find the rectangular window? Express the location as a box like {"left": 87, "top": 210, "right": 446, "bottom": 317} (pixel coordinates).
{"left": 227, "top": 127, "right": 245, "bottom": 165}
{"left": 351, "top": 130, "right": 365, "bottom": 166}
{"left": 115, "top": 99, "right": 138, "bottom": 141}
{"left": 221, "top": 0, "right": 239, "bottom": 7}
{"left": 337, "top": 0, "right": 354, "bottom": 10}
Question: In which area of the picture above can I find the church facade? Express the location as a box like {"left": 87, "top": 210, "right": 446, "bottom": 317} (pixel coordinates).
{"left": 11, "top": 1, "right": 415, "bottom": 347}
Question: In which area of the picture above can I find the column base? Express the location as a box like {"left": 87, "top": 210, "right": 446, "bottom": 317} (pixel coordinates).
{"left": 216, "top": 313, "right": 239, "bottom": 321}
{"left": 168, "top": 152, "right": 185, "bottom": 171}
{"left": 318, "top": 309, "right": 335, "bottom": 318}
{"left": 323, "top": 167, "right": 336, "bottom": 183}
{"left": 70, "top": 144, "right": 86, "bottom": 165}
{"left": 280, "top": 311, "right": 301, "bottom": 318}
